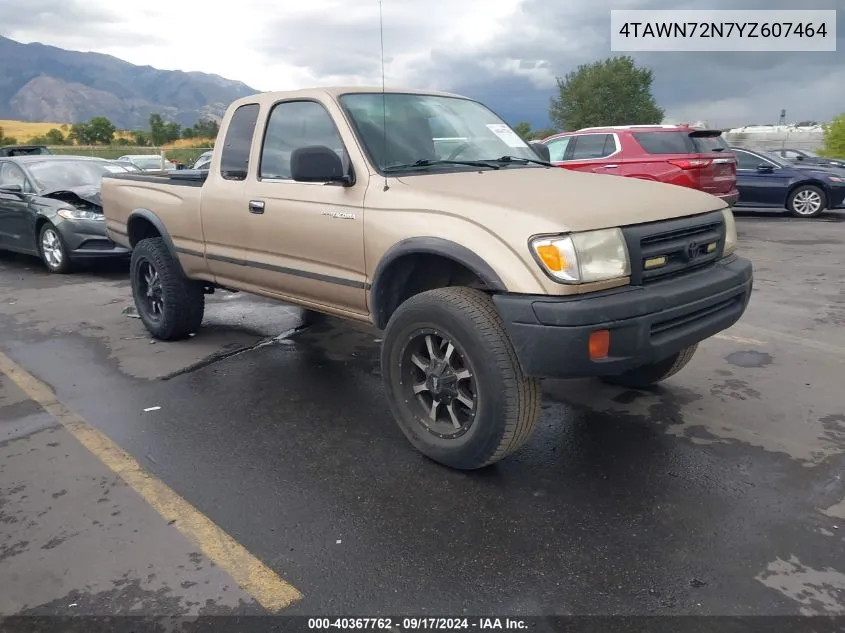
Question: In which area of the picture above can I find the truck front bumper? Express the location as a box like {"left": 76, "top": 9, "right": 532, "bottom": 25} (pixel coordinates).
{"left": 493, "top": 255, "right": 753, "bottom": 379}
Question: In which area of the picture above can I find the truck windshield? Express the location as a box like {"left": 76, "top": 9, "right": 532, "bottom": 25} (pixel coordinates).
{"left": 339, "top": 92, "right": 538, "bottom": 173}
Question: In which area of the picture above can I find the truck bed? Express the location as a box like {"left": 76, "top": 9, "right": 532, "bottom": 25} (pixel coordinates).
{"left": 104, "top": 170, "right": 208, "bottom": 187}
{"left": 101, "top": 170, "right": 209, "bottom": 277}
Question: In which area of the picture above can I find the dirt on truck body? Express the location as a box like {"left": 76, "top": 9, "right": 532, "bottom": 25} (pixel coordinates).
{"left": 101, "top": 86, "right": 753, "bottom": 470}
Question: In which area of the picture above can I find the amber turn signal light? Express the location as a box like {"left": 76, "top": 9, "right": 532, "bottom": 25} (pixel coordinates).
{"left": 589, "top": 329, "right": 610, "bottom": 360}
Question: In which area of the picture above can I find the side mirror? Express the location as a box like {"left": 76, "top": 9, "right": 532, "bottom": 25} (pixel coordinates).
{"left": 290, "top": 145, "right": 352, "bottom": 185}
{"left": 794, "top": 155, "right": 804, "bottom": 161}
{"left": 756, "top": 164, "right": 774, "bottom": 174}
{"left": 0, "top": 183, "right": 23, "bottom": 196}
{"left": 530, "top": 141, "right": 551, "bottom": 163}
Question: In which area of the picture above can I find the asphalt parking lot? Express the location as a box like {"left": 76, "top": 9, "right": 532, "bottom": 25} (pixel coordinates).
{"left": 1, "top": 210, "right": 844, "bottom": 619}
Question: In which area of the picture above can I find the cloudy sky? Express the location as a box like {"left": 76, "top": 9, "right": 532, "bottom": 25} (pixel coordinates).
{"left": 1, "top": 0, "right": 843, "bottom": 128}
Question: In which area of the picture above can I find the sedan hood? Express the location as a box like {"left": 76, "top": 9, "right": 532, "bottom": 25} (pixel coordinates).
{"left": 395, "top": 166, "right": 727, "bottom": 233}
{"left": 41, "top": 184, "right": 102, "bottom": 209}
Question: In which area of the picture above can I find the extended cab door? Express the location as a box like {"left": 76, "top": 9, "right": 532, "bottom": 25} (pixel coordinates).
{"left": 203, "top": 98, "right": 368, "bottom": 315}
{"left": 199, "top": 103, "right": 263, "bottom": 283}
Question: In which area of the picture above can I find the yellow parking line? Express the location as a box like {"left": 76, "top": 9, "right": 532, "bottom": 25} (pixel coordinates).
{"left": 0, "top": 350, "right": 302, "bottom": 612}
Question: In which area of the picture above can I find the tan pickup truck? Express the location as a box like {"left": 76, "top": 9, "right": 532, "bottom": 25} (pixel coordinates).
{"left": 101, "top": 87, "right": 753, "bottom": 470}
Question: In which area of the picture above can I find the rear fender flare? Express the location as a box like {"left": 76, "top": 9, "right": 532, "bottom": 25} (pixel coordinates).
{"left": 127, "top": 208, "right": 184, "bottom": 271}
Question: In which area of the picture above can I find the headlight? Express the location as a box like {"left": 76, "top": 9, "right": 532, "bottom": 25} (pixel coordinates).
{"left": 57, "top": 208, "right": 103, "bottom": 221}
{"left": 530, "top": 228, "right": 630, "bottom": 284}
{"left": 721, "top": 208, "right": 737, "bottom": 256}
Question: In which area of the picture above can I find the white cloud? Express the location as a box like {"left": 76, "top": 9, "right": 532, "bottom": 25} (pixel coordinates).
{"left": 1, "top": 0, "right": 843, "bottom": 127}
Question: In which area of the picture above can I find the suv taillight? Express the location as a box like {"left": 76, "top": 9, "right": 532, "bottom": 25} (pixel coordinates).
{"left": 667, "top": 158, "right": 713, "bottom": 170}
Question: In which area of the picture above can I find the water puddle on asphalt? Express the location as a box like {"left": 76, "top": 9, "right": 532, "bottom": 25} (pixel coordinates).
{"left": 756, "top": 555, "right": 845, "bottom": 615}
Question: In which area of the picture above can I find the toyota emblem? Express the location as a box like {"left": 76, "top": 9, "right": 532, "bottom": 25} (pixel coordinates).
{"left": 686, "top": 241, "right": 700, "bottom": 260}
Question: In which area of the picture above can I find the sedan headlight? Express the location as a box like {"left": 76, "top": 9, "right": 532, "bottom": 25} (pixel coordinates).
{"left": 722, "top": 208, "right": 737, "bottom": 256}
{"left": 530, "top": 228, "right": 630, "bottom": 284}
{"left": 57, "top": 208, "right": 103, "bottom": 221}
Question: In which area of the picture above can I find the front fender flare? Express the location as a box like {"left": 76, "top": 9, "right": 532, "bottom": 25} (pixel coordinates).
{"left": 370, "top": 237, "right": 507, "bottom": 328}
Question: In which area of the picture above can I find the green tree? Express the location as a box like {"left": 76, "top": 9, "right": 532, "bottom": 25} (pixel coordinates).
{"left": 45, "top": 128, "right": 67, "bottom": 145}
{"left": 820, "top": 113, "right": 845, "bottom": 158}
{"left": 27, "top": 135, "right": 49, "bottom": 145}
{"left": 149, "top": 114, "right": 166, "bottom": 145}
{"left": 513, "top": 121, "right": 533, "bottom": 140}
{"left": 149, "top": 114, "right": 181, "bottom": 145}
{"left": 87, "top": 116, "right": 116, "bottom": 144}
{"left": 192, "top": 117, "right": 219, "bottom": 138}
{"left": 549, "top": 55, "right": 664, "bottom": 131}
{"left": 69, "top": 122, "right": 94, "bottom": 145}
{"left": 0, "top": 126, "right": 17, "bottom": 145}
{"left": 116, "top": 137, "right": 132, "bottom": 146}
{"left": 163, "top": 122, "right": 181, "bottom": 143}
{"left": 132, "top": 130, "right": 151, "bottom": 146}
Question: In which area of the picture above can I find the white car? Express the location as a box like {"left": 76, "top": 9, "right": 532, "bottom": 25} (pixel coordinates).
{"left": 116, "top": 154, "right": 176, "bottom": 172}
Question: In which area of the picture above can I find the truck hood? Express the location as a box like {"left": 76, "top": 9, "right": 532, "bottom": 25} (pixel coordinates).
{"left": 396, "top": 166, "right": 727, "bottom": 232}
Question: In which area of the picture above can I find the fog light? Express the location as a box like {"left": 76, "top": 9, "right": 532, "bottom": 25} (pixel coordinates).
{"left": 589, "top": 330, "right": 610, "bottom": 360}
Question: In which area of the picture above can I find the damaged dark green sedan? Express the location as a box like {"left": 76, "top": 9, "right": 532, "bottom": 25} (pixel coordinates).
{"left": 0, "top": 155, "right": 133, "bottom": 273}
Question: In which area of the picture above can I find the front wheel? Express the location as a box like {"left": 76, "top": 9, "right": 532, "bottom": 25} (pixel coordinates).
{"left": 130, "top": 237, "right": 205, "bottom": 340}
{"left": 787, "top": 185, "right": 826, "bottom": 218}
{"left": 381, "top": 287, "right": 541, "bottom": 470}
{"left": 600, "top": 344, "right": 698, "bottom": 389}
{"left": 39, "top": 223, "right": 71, "bottom": 274}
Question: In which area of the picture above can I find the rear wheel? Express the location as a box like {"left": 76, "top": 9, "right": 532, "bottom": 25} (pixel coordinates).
{"left": 381, "top": 287, "right": 541, "bottom": 470}
{"left": 130, "top": 237, "right": 205, "bottom": 340}
{"left": 601, "top": 344, "right": 698, "bottom": 389}
{"left": 787, "top": 185, "right": 826, "bottom": 218}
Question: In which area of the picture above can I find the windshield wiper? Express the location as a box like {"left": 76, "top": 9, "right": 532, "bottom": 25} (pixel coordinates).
{"left": 383, "top": 159, "right": 500, "bottom": 172}
{"left": 487, "top": 155, "right": 554, "bottom": 167}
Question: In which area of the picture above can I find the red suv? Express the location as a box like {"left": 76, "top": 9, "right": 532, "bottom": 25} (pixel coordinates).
{"left": 536, "top": 125, "right": 738, "bottom": 206}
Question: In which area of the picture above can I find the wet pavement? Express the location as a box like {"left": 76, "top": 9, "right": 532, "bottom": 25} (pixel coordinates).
{"left": 1, "top": 211, "right": 844, "bottom": 617}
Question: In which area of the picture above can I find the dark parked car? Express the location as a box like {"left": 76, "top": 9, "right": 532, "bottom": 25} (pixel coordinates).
{"left": 0, "top": 144, "right": 52, "bottom": 157}
{"left": 0, "top": 156, "right": 132, "bottom": 273}
{"left": 773, "top": 148, "right": 845, "bottom": 170}
{"left": 730, "top": 147, "right": 845, "bottom": 218}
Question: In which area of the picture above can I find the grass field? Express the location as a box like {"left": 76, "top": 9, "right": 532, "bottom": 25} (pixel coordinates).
{"left": 0, "top": 119, "right": 213, "bottom": 149}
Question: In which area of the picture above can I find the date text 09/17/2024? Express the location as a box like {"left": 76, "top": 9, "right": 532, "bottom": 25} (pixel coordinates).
{"left": 307, "top": 617, "right": 528, "bottom": 630}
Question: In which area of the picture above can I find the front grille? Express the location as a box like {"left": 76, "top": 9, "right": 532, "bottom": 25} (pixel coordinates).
{"left": 622, "top": 211, "right": 726, "bottom": 285}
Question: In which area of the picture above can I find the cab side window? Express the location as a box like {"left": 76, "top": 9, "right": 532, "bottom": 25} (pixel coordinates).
{"left": 569, "top": 134, "right": 615, "bottom": 160}
{"left": 545, "top": 137, "right": 571, "bottom": 162}
{"left": 0, "top": 163, "right": 28, "bottom": 190}
{"left": 260, "top": 100, "right": 347, "bottom": 181}
{"left": 220, "top": 103, "right": 260, "bottom": 181}
{"left": 734, "top": 150, "right": 767, "bottom": 170}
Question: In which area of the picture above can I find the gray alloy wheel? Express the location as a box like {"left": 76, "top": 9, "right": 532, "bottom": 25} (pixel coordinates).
{"left": 39, "top": 224, "right": 71, "bottom": 274}
{"left": 787, "top": 185, "right": 826, "bottom": 218}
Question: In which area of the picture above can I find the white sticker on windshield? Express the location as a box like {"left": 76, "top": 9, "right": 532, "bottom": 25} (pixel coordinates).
{"left": 486, "top": 124, "right": 529, "bottom": 148}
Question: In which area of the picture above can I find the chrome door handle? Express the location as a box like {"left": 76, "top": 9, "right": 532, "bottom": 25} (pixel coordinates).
{"left": 248, "top": 200, "right": 265, "bottom": 214}
{"left": 603, "top": 164, "right": 619, "bottom": 169}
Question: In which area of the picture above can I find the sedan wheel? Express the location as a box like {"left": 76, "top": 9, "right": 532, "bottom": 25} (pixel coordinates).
{"left": 787, "top": 185, "right": 827, "bottom": 218}
{"left": 39, "top": 224, "right": 71, "bottom": 273}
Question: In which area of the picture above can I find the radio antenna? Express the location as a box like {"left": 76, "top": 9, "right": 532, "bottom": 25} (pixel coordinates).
{"left": 379, "top": 0, "right": 389, "bottom": 191}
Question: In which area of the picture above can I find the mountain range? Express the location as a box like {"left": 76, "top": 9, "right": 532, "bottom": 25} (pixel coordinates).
{"left": 0, "top": 35, "right": 257, "bottom": 129}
